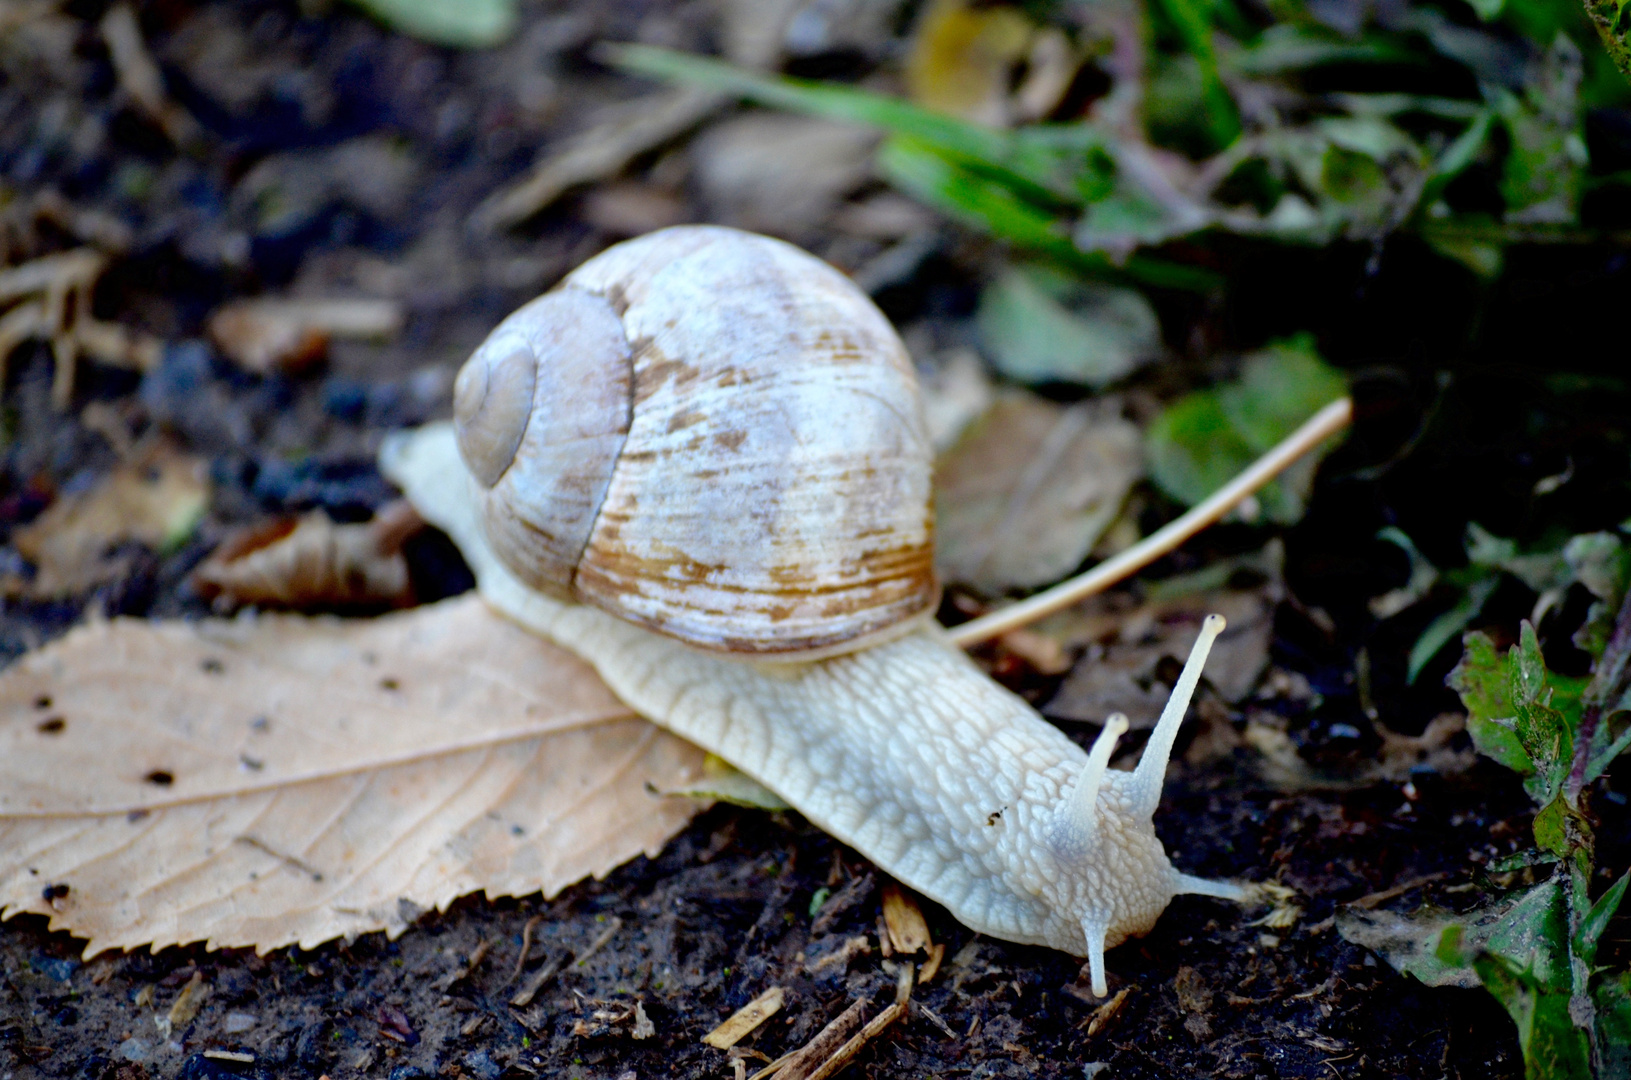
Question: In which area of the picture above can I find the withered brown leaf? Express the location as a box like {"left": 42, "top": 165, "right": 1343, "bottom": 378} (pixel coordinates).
{"left": 0, "top": 594, "right": 706, "bottom": 955}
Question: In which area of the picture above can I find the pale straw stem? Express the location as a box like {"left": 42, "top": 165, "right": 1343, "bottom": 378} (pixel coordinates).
{"left": 946, "top": 396, "right": 1354, "bottom": 648}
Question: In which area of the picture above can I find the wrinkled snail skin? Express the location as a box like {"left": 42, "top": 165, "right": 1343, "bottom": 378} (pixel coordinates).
{"left": 388, "top": 225, "right": 1251, "bottom": 998}
{"left": 382, "top": 425, "right": 1247, "bottom": 1000}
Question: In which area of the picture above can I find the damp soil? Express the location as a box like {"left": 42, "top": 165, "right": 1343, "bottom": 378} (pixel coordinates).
{"left": 3, "top": 2, "right": 1631, "bottom": 1078}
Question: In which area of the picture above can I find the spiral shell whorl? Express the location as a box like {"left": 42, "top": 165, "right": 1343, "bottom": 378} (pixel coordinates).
{"left": 454, "top": 289, "right": 632, "bottom": 599}
{"left": 456, "top": 225, "right": 938, "bottom": 656}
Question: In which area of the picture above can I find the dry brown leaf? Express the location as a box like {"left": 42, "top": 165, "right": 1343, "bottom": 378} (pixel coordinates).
{"left": 0, "top": 594, "right": 706, "bottom": 955}
{"left": 191, "top": 502, "right": 419, "bottom": 610}
{"left": 905, "top": 0, "right": 1035, "bottom": 126}
{"left": 1012, "top": 28, "right": 1080, "bottom": 123}
{"left": 207, "top": 297, "right": 403, "bottom": 375}
{"left": 0, "top": 247, "right": 161, "bottom": 405}
{"left": 935, "top": 394, "right": 1141, "bottom": 594}
{"left": 880, "top": 883, "right": 930, "bottom": 955}
{"left": 470, "top": 86, "right": 724, "bottom": 232}
{"left": 918, "top": 348, "right": 994, "bottom": 452}
{"left": 577, "top": 182, "right": 691, "bottom": 238}
{"left": 691, "top": 115, "right": 879, "bottom": 239}
{"left": 1044, "top": 562, "right": 1280, "bottom": 726}
{"left": 9, "top": 448, "right": 208, "bottom": 598}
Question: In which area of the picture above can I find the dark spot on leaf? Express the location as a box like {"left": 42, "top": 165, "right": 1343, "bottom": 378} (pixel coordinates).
{"left": 201, "top": 658, "right": 224, "bottom": 674}
{"left": 144, "top": 770, "right": 174, "bottom": 786}
{"left": 380, "top": 677, "right": 400, "bottom": 691}
{"left": 33, "top": 695, "right": 51, "bottom": 709}
{"left": 36, "top": 717, "right": 65, "bottom": 734}
{"left": 42, "top": 883, "right": 69, "bottom": 900}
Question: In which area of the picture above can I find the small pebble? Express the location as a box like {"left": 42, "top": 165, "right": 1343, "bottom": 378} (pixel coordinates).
{"left": 223, "top": 1011, "right": 257, "bottom": 1033}
{"left": 117, "top": 1037, "right": 152, "bottom": 1063}
{"left": 462, "top": 1049, "right": 501, "bottom": 1080}
{"left": 31, "top": 955, "right": 79, "bottom": 982}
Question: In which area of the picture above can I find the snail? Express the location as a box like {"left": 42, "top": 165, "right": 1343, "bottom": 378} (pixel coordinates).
{"left": 381, "top": 225, "right": 1252, "bottom": 997}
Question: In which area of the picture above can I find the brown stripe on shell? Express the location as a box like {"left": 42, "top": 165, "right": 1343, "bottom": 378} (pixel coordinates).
{"left": 549, "top": 225, "right": 938, "bottom": 656}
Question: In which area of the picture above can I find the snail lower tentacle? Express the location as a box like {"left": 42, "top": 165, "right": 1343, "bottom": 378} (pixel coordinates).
{"left": 383, "top": 425, "right": 1250, "bottom": 996}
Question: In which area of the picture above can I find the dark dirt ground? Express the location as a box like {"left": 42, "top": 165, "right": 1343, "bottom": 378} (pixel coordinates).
{"left": 4, "top": 1, "right": 1631, "bottom": 1078}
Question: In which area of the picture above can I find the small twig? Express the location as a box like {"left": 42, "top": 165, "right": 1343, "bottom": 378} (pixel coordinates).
{"left": 947, "top": 396, "right": 1353, "bottom": 648}
{"left": 804, "top": 999, "right": 907, "bottom": 1080}
{"left": 503, "top": 914, "right": 545, "bottom": 987}
{"left": 761, "top": 999, "right": 867, "bottom": 1080}
{"left": 435, "top": 938, "right": 493, "bottom": 990}
{"left": 575, "top": 915, "right": 623, "bottom": 968}
{"left": 508, "top": 951, "right": 568, "bottom": 1009}
{"left": 99, "top": 3, "right": 201, "bottom": 148}
{"left": 1345, "top": 872, "right": 1447, "bottom": 911}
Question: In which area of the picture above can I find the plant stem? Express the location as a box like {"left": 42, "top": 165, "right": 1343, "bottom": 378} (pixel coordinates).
{"left": 1566, "top": 584, "right": 1631, "bottom": 805}
{"left": 948, "top": 396, "right": 1353, "bottom": 648}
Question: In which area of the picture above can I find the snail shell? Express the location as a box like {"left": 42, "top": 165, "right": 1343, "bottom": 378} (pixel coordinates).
{"left": 452, "top": 226, "right": 938, "bottom": 657}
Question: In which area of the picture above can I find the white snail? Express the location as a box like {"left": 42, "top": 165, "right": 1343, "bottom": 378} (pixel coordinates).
{"left": 382, "top": 225, "right": 1250, "bottom": 997}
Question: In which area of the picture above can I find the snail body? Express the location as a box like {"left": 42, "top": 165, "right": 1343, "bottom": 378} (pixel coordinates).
{"left": 384, "top": 226, "right": 1248, "bottom": 996}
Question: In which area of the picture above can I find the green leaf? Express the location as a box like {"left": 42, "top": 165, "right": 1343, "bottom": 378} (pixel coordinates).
{"left": 660, "top": 754, "right": 790, "bottom": 810}
{"left": 879, "top": 137, "right": 1220, "bottom": 291}
{"left": 1151, "top": 0, "right": 1242, "bottom": 149}
{"left": 1466, "top": 522, "right": 1569, "bottom": 593}
{"left": 1449, "top": 630, "right": 1538, "bottom": 774}
{"left": 1145, "top": 337, "right": 1347, "bottom": 525}
{"left": 1574, "top": 870, "right": 1629, "bottom": 967}
{"left": 1595, "top": 971, "right": 1631, "bottom": 1076}
{"left": 1422, "top": 109, "right": 1498, "bottom": 208}
{"left": 1145, "top": 392, "right": 1258, "bottom": 508}
{"left": 1469, "top": 950, "right": 1593, "bottom": 1080}
{"left": 975, "top": 265, "right": 1161, "bottom": 387}
{"left": 1564, "top": 531, "right": 1631, "bottom": 658}
{"left": 607, "top": 44, "right": 1016, "bottom": 167}
{"left": 1401, "top": 879, "right": 1591, "bottom": 1079}
{"left": 1532, "top": 794, "right": 1572, "bottom": 860}
{"left": 1339, "top": 878, "right": 1569, "bottom": 990}
{"left": 1446, "top": 622, "right": 1590, "bottom": 801}
{"left": 1498, "top": 35, "right": 1588, "bottom": 226}
{"left": 1512, "top": 624, "right": 1572, "bottom": 785}
{"left": 1217, "top": 336, "right": 1350, "bottom": 452}
{"left": 1223, "top": 25, "right": 1414, "bottom": 73}
{"left": 1585, "top": 714, "right": 1631, "bottom": 785}
{"left": 1581, "top": 0, "right": 1631, "bottom": 85}
{"left": 1410, "top": 575, "right": 1497, "bottom": 684}
{"left": 347, "top": 0, "right": 516, "bottom": 47}
{"left": 1488, "top": 849, "right": 1561, "bottom": 873}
